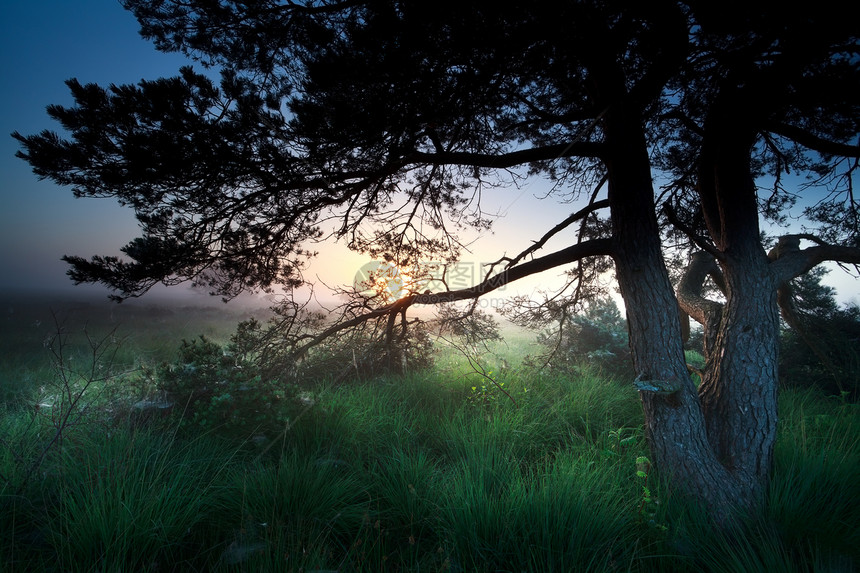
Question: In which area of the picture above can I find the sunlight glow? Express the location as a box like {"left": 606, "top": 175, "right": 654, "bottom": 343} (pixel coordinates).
{"left": 354, "top": 261, "right": 416, "bottom": 302}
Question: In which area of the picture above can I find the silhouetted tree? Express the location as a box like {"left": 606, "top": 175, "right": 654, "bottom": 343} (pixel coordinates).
{"left": 778, "top": 267, "right": 860, "bottom": 397}
{"left": 14, "top": 0, "right": 860, "bottom": 522}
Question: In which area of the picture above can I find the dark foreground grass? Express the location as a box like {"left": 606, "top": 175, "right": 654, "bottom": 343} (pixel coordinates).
{"left": 1, "top": 299, "right": 858, "bottom": 571}
{"left": 1, "top": 367, "right": 857, "bottom": 572}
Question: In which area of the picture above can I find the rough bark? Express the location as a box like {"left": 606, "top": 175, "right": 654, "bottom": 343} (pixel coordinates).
{"left": 603, "top": 101, "right": 740, "bottom": 520}
{"left": 697, "top": 249, "right": 780, "bottom": 497}
{"left": 692, "top": 98, "right": 781, "bottom": 509}
{"left": 676, "top": 241, "right": 860, "bottom": 514}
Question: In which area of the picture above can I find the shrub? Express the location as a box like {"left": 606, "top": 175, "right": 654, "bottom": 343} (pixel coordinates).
{"left": 779, "top": 305, "right": 860, "bottom": 400}
{"left": 301, "top": 322, "right": 436, "bottom": 382}
{"left": 231, "top": 311, "right": 436, "bottom": 385}
{"left": 533, "top": 297, "right": 634, "bottom": 379}
{"left": 156, "top": 336, "right": 292, "bottom": 436}
{"left": 155, "top": 306, "right": 437, "bottom": 436}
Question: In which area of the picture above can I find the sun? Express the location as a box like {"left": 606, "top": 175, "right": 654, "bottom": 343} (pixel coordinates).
{"left": 353, "top": 261, "right": 414, "bottom": 301}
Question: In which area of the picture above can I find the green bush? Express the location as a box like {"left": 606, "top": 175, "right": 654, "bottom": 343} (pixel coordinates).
{"left": 156, "top": 336, "right": 292, "bottom": 436}
{"left": 228, "top": 305, "right": 436, "bottom": 385}
{"left": 534, "top": 297, "right": 634, "bottom": 379}
{"left": 300, "top": 324, "right": 436, "bottom": 382}
{"left": 779, "top": 304, "right": 860, "bottom": 399}
{"left": 777, "top": 268, "right": 860, "bottom": 399}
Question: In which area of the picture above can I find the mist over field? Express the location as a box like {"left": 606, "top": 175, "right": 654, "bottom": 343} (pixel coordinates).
{"left": 1, "top": 283, "right": 858, "bottom": 571}
{"left": 2, "top": 1, "right": 860, "bottom": 570}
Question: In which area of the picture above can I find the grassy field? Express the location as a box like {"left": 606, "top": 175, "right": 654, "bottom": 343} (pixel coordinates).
{"left": 0, "top": 292, "right": 269, "bottom": 402}
{"left": 1, "top": 293, "right": 858, "bottom": 572}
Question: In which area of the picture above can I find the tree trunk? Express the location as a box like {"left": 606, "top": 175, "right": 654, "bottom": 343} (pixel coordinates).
{"left": 698, "top": 261, "right": 779, "bottom": 503}
{"left": 603, "top": 103, "right": 741, "bottom": 521}
{"left": 588, "top": 45, "right": 786, "bottom": 521}
{"left": 694, "top": 114, "right": 782, "bottom": 508}
{"left": 676, "top": 248, "right": 780, "bottom": 510}
{"left": 675, "top": 93, "right": 783, "bottom": 513}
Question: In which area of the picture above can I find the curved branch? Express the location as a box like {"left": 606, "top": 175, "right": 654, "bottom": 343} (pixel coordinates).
{"left": 769, "top": 243, "right": 860, "bottom": 285}
{"left": 677, "top": 251, "right": 724, "bottom": 358}
{"left": 766, "top": 236, "right": 853, "bottom": 393}
{"left": 294, "top": 238, "right": 615, "bottom": 357}
{"left": 764, "top": 121, "right": 860, "bottom": 158}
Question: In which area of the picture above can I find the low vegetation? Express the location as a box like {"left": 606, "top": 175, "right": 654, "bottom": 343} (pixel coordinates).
{"left": 1, "top": 294, "right": 858, "bottom": 572}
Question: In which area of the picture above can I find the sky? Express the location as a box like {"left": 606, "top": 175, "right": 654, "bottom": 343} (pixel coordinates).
{"left": 0, "top": 1, "right": 857, "bottom": 309}
{"left": 0, "top": 1, "right": 193, "bottom": 300}
{"left": 0, "top": 0, "right": 572, "bottom": 307}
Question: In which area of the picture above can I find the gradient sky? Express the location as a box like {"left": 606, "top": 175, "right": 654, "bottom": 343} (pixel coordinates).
{"left": 0, "top": 0, "right": 575, "bottom": 306}
{"left": 0, "top": 1, "right": 192, "bottom": 298}
{"left": 1, "top": 1, "right": 857, "bottom": 307}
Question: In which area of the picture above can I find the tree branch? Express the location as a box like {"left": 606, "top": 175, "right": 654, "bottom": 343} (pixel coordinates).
{"left": 660, "top": 109, "right": 705, "bottom": 137}
{"left": 677, "top": 251, "right": 724, "bottom": 357}
{"left": 764, "top": 121, "right": 860, "bottom": 158}
{"left": 769, "top": 242, "right": 860, "bottom": 284}
{"left": 406, "top": 140, "right": 606, "bottom": 169}
{"left": 502, "top": 197, "right": 610, "bottom": 268}
{"left": 663, "top": 203, "right": 725, "bottom": 261}
{"left": 294, "top": 237, "right": 614, "bottom": 357}
{"left": 418, "top": 238, "right": 614, "bottom": 304}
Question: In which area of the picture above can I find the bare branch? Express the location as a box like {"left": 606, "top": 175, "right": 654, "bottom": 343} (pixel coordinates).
{"left": 677, "top": 251, "right": 724, "bottom": 357}
{"left": 406, "top": 140, "right": 606, "bottom": 170}
{"left": 764, "top": 121, "right": 860, "bottom": 158}
{"left": 663, "top": 203, "right": 724, "bottom": 261}
{"left": 502, "top": 197, "right": 610, "bottom": 269}
{"left": 661, "top": 109, "right": 705, "bottom": 137}
{"left": 769, "top": 241, "right": 860, "bottom": 284}
{"left": 293, "top": 238, "right": 614, "bottom": 357}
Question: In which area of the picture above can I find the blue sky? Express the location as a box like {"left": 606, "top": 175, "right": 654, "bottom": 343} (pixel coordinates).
{"left": 1, "top": 1, "right": 856, "bottom": 307}
{"left": 0, "top": 0, "right": 194, "bottom": 297}
{"left": 0, "top": 0, "right": 565, "bottom": 304}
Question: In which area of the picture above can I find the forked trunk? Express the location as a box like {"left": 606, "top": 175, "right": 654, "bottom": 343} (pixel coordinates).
{"left": 614, "top": 244, "right": 745, "bottom": 518}
{"left": 668, "top": 103, "right": 782, "bottom": 515}
{"left": 604, "top": 105, "right": 744, "bottom": 521}
{"left": 698, "top": 261, "right": 780, "bottom": 503}
{"left": 675, "top": 244, "right": 783, "bottom": 511}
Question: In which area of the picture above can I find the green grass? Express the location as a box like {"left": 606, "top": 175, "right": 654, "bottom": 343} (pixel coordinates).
{"left": 1, "top": 295, "right": 858, "bottom": 571}
{"left": 45, "top": 429, "right": 239, "bottom": 571}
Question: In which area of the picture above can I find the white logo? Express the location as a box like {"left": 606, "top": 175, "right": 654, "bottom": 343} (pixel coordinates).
{"left": 353, "top": 261, "right": 406, "bottom": 300}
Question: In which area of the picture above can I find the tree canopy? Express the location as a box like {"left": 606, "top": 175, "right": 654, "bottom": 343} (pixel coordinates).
{"left": 14, "top": 0, "right": 860, "bottom": 522}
